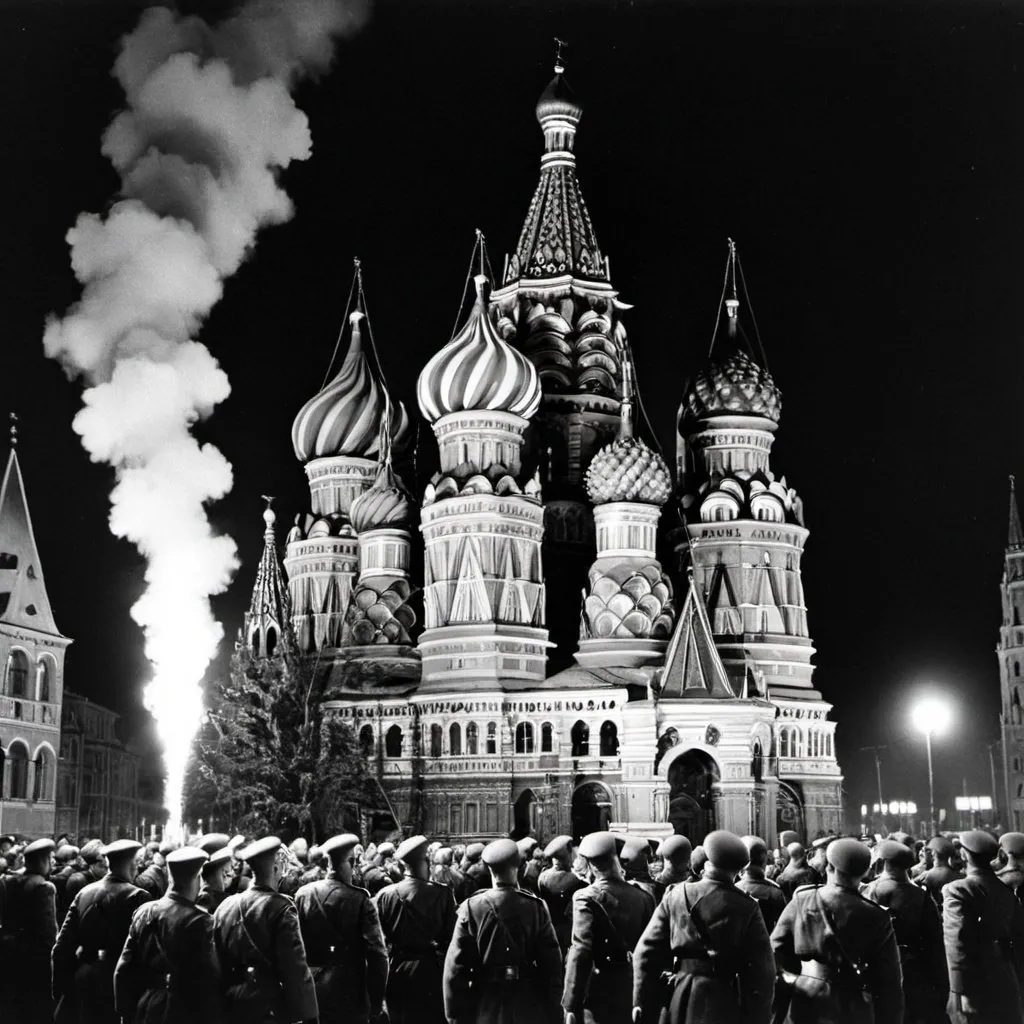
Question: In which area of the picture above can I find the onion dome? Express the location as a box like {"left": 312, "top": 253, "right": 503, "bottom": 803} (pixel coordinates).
{"left": 536, "top": 70, "right": 583, "bottom": 124}
{"left": 291, "top": 311, "right": 410, "bottom": 462}
{"left": 585, "top": 437, "right": 672, "bottom": 506}
{"left": 682, "top": 349, "right": 782, "bottom": 425}
{"left": 350, "top": 464, "right": 412, "bottom": 532}
{"left": 417, "top": 275, "right": 542, "bottom": 423}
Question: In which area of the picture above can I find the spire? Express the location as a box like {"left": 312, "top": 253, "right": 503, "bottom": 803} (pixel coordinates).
{"left": 1010, "top": 475, "right": 1023, "bottom": 551}
{"left": 242, "top": 498, "right": 291, "bottom": 659}
{"left": 618, "top": 357, "right": 635, "bottom": 440}
{"left": 724, "top": 239, "right": 739, "bottom": 340}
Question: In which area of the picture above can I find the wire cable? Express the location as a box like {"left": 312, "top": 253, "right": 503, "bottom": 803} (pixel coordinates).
{"left": 736, "top": 253, "right": 770, "bottom": 372}
{"left": 318, "top": 261, "right": 360, "bottom": 391}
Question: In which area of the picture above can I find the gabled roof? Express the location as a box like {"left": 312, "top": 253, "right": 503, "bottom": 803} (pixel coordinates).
{"left": 0, "top": 449, "right": 62, "bottom": 636}
{"left": 658, "top": 576, "right": 735, "bottom": 700}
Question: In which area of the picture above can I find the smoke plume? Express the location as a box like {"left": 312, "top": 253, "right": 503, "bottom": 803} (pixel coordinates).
{"left": 44, "top": 0, "right": 367, "bottom": 833}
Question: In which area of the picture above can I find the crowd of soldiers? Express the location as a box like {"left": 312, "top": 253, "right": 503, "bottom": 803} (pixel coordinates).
{"left": 0, "top": 823, "right": 1023, "bottom": 1023}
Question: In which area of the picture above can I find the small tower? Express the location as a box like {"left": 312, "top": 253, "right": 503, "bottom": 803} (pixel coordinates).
{"left": 239, "top": 498, "right": 290, "bottom": 660}
{"left": 999, "top": 475, "right": 1024, "bottom": 830}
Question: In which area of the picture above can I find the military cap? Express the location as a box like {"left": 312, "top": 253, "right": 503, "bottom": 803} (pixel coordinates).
{"left": 227, "top": 835, "right": 247, "bottom": 853}
{"left": 517, "top": 837, "right": 538, "bottom": 856}
{"left": 811, "top": 834, "right": 834, "bottom": 850}
{"left": 544, "top": 835, "right": 574, "bottom": 859}
{"left": 102, "top": 839, "right": 141, "bottom": 859}
{"left": 55, "top": 844, "right": 79, "bottom": 862}
{"left": 24, "top": 838, "right": 55, "bottom": 857}
{"left": 238, "top": 836, "right": 282, "bottom": 863}
{"left": 703, "top": 831, "right": 749, "bottom": 874}
{"left": 742, "top": 835, "right": 768, "bottom": 859}
{"left": 959, "top": 829, "right": 999, "bottom": 860}
{"left": 482, "top": 838, "right": 521, "bottom": 868}
{"left": 620, "top": 837, "right": 651, "bottom": 864}
{"left": 464, "top": 842, "right": 485, "bottom": 862}
{"left": 779, "top": 830, "right": 799, "bottom": 848}
{"left": 203, "top": 847, "right": 234, "bottom": 874}
{"left": 322, "top": 834, "right": 360, "bottom": 860}
{"left": 158, "top": 839, "right": 179, "bottom": 856}
{"left": 579, "top": 832, "right": 618, "bottom": 860}
{"left": 1000, "top": 832, "right": 1024, "bottom": 857}
{"left": 377, "top": 842, "right": 396, "bottom": 857}
{"left": 690, "top": 846, "right": 708, "bottom": 871}
{"left": 396, "top": 835, "right": 429, "bottom": 863}
{"left": 167, "top": 847, "right": 208, "bottom": 868}
{"left": 875, "top": 839, "right": 915, "bottom": 869}
{"left": 926, "top": 836, "right": 953, "bottom": 855}
{"left": 786, "top": 841, "right": 805, "bottom": 859}
{"left": 196, "top": 833, "right": 230, "bottom": 854}
{"left": 289, "top": 838, "right": 309, "bottom": 858}
{"left": 826, "top": 837, "right": 871, "bottom": 878}
{"left": 659, "top": 834, "right": 692, "bottom": 865}
{"left": 81, "top": 839, "right": 105, "bottom": 862}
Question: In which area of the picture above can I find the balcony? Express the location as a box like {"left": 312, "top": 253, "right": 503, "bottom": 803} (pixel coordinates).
{"left": 0, "top": 698, "right": 60, "bottom": 726}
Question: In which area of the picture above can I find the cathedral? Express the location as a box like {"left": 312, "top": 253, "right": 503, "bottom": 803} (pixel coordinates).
{"left": 239, "top": 56, "right": 844, "bottom": 847}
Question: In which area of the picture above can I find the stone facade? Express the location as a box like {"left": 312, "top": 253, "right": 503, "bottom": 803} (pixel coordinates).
{"left": 999, "top": 477, "right": 1024, "bottom": 831}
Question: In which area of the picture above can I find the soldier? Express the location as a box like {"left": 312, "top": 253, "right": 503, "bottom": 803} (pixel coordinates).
{"left": 0, "top": 837, "right": 57, "bottom": 1024}
{"left": 777, "top": 842, "right": 819, "bottom": 899}
{"left": 538, "top": 834, "right": 586, "bottom": 954}
{"left": 563, "top": 831, "right": 655, "bottom": 1024}
{"left": 687, "top": 846, "right": 707, "bottom": 882}
{"left": 443, "top": 837, "right": 562, "bottom": 1024}
{"left": 295, "top": 833, "right": 389, "bottom": 1024}
{"left": 53, "top": 839, "right": 150, "bottom": 1024}
{"left": 224, "top": 835, "right": 252, "bottom": 897}
{"left": 807, "top": 836, "right": 831, "bottom": 883}
{"left": 943, "top": 829, "right": 1024, "bottom": 1024}
{"left": 299, "top": 846, "right": 327, "bottom": 888}
{"left": 771, "top": 837, "right": 903, "bottom": 1024}
{"left": 64, "top": 838, "right": 106, "bottom": 909}
{"left": 632, "top": 830, "right": 773, "bottom": 1024}
{"left": 114, "top": 847, "right": 223, "bottom": 1023}
{"left": 655, "top": 835, "right": 692, "bottom": 892}
{"left": 919, "top": 836, "right": 962, "bottom": 915}
{"left": 622, "top": 837, "right": 666, "bottom": 907}
{"left": 463, "top": 843, "right": 489, "bottom": 893}
{"left": 212, "top": 835, "right": 318, "bottom": 1024}
{"left": 363, "top": 850, "right": 394, "bottom": 896}
{"left": 861, "top": 839, "right": 947, "bottom": 1024}
{"left": 998, "top": 832, "right": 1024, "bottom": 899}
{"left": 518, "top": 837, "right": 541, "bottom": 894}
{"left": 375, "top": 835, "right": 457, "bottom": 1024}
{"left": 197, "top": 847, "right": 235, "bottom": 914}
{"left": 737, "top": 835, "right": 788, "bottom": 934}
{"left": 135, "top": 840, "right": 175, "bottom": 902}
{"left": 51, "top": 843, "right": 80, "bottom": 922}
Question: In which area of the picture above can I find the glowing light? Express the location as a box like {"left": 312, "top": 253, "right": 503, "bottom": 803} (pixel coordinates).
{"left": 911, "top": 696, "right": 952, "bottom": 736}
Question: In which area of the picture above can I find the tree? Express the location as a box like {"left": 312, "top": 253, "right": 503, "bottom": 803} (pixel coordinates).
{"left": 183, "top": 640, "right": 379, "bottom": 843}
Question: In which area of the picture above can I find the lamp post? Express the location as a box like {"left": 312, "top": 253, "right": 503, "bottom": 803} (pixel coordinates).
{"left": 911, "top": 697, "right": 951, "bottom": 836}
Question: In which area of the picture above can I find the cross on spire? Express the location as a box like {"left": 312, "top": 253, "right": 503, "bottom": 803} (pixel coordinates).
{"left": 554, "top": 37, "right": 568, "bottom": 74}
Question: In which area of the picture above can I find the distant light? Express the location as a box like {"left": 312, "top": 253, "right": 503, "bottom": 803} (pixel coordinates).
{"left": 955, "top": 796, "right": 969, "bottom": 811}
{"left": 908, "top": 801, "right": 918, "bottom": 814}
{"left": 980, "top": 796, "right": 993, "bottom": 810}
{"left": 872, "top": 803, "right": 880, "bottom": 813}
{"left": 881, "top": 802, "right": 889, "bottom": 814}
{"left": 861, "top": 804, "right": 868, "bottom": 817}
{"left": 911, "top": 696, "right": 952, "bottom": 737}
{"left": 969, "top": 797, "right": 980, "bottom": 811}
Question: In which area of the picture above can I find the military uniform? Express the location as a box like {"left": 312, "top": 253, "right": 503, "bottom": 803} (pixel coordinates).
{"left": 538, "top": 866, "right": 586, "bottom": 953}
{"left": 375, "top": 837, "right": 457, "bottom": 1024}
{"left": 464, "top": 848, "right": 490, "bottom": 895}
{"left": 363, "top": 863, "right": 394, "bottom": 896}
{"left": 736, "top": 865, "right": 787, "bottom": 935}
{"left": 53, "top": 841, "right": 151, "bottom": 1024}
{"left": 633, "top": 831, "right": 775, "bottom": 1024}
{"left": 295, "top": 835, "right": 389, "bottom": 1024}
{"left": 778, "top": 861, "right": 820, "bottom": 900}
{"left": 134, "top": 861, "right": 168, "bottom": 903}
{"left": 771, "top": 838, "right": 903, "bottom": 1024}
{"left": 0, "top": 838, "right": 58, "bottom": 1024}
{"left": 443, "top": 839, "right": 563, "bottom": 1024}
{"left": 114, "top": 862, "right": 223, "bottom": 1023}
{"left": 998, "top": 832, "right": 1024, "bottom": 902}
{"left": 196, "top": 848, "right": 234, "bottom": 915}
{"left": 942, "top": 830, "right": 1024, "bottom": 1024}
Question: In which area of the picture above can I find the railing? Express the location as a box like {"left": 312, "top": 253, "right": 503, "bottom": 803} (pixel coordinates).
{"left": 0, "top": 698, "right": 60, "bottom": 726}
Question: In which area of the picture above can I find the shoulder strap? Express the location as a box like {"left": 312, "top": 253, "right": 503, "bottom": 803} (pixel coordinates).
{"left": 584, "top": 891, "right": 629, "bottom": 958}
{"left": 816, "top": 889, "right": 866, "bottom": 979}
{"left": 479, "top": 892, "right": 525, "bottom": 962}
{"left": 236, "top": 894, "right": 275, "bottom": 972}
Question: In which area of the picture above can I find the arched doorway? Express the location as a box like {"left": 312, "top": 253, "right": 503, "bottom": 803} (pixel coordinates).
{"left": 667, "top": 749, "right": 720, "bottom": 844}
{"left": 571, "top": 781, "right": 613, "bottom": 840}
{"left": 777, "top": 782, "right": 805, "bottom": 841}
{"left": 512, "top": 788, "right": 538, "bottom": 839}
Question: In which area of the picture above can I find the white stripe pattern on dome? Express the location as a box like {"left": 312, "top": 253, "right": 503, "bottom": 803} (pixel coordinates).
{"left": 417, "top": 276, "right": 542, "bottom": 423}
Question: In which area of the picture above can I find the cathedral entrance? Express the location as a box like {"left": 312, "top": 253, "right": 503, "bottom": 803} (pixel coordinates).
{"left": 571, "top": 781, "right": 613, "bottom": 840}
{"left": 668, "top": 749, "right": 719, "bottom": 844}
{"left": 512, "top": 788, "right": 538, "bottom": 839}
{"left": 777, "top": 782, "right": 805, "bottom": 840}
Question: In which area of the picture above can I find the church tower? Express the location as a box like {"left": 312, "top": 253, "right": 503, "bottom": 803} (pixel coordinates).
{"left": 238, "top": 499, "right": 290, "bottom": 660}
{"left": 999, "top": 475, "right": 1024, "bottom": 830}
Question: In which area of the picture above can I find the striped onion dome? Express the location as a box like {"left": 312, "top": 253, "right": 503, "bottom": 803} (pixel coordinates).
{"left": 350, "top": 464, "right": 412, "bottom": 532}
{"left": 417, "top": 275, "right": 542, "bottom": 423}
{"left": 291, "top": 311, "right": 410, "bottom": 462}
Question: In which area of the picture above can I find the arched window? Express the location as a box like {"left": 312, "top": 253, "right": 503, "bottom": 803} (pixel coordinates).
{"left": 7, "top": 741, "right": 28, "bottom": 799}
{"left": 430, "top": 724, "right": 443, "bottom": 758}
{"left": 385, "top": 725, "right": 403, "bottom": 758}
{"left": 1016, "top": 661, "right": 1020, "bottom": 678}
{"left": 825, "top": 733, "right": 833, "bottom": 757}
{"left": 486, "top": 722, "right": 498, "bottom": 755}
{"left": 36, "top": 659, "right": 51, "bottom": 703}
{"left": 541, "top": 722, "right": 554, "bottom": 753}
{"left": 466, "top": 722, "right": 479, "bottom": 755}
{"left": 359, "top": 725, "right": 375, "bottom": 757}
{"left": 779, "top": 728, "right": 790, "bottom": 758}
{"left": 266, "top": 628, "right": 277, "bottom": 658}
{"left": 33, "top": 746, "right": 54, "bottom": 801}
{"left": 809, "top": 731, "right": 819, "bottom": 757}
{"left": 6, "top": 650, "right": 28, "bottom": 698}
{"left": 599, "top": 721, "right": 619, "bottom": 757}
{"left": 450, "top": 723, "right": 462, "bottom": 756}
{"left": 515, "top": 722, "right": 534, "bottom": 754}
{"left": 571, "top": 721, "right": 590, "bottom": 757}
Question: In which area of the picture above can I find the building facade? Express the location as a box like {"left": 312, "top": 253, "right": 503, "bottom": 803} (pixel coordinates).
{"left": 240, "top": 58, "right": 844, "bottom": 846}
{"left": 999, "top": 477, "right": 1024, "bottom": 831}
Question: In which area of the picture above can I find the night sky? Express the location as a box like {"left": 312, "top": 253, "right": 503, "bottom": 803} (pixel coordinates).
{"left": 2, "top": 0, "right": 1022, "bottom": 824}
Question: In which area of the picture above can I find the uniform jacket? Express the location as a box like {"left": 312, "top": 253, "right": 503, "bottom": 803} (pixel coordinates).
{"left": 114, "top": 891, "right": 223, "bottom": 1024}
{"left": 538, "top": 865, "right": 586, "bottom": 952}
{"left": 196, "top": 884, "right": 229, "bottom": 915}
{"left": 633, "top": 875, "right": 774, "bottom": 1024}
{"left": 521, "top": 860, "right": 543, "bottom": 896}
{"left": 465, "top": 861, "right": 490, "bottom": 893}
{"left": 295, "top": 875, "right": 388, "bottom": 1023}
{"left": 0, "top": 869, "right": 58, "bottom": 952}
{"left": 919, "top": 864, "right": 962, "bottom": 915}
{"left": 51, "top": 865, "right": 76, "bottom": 923}
{"left": 213, "top": 883, "right": 318, "bottom": 1024}
{"left": 443, "top": 880, "right": 562, "bottom": 1024}
{"left": 52, "top": 873, "right": 152, "bottom": 1024}
{"left": 778, "top": 864, "right": 820, "bottom": 900}
{"left": 999, "top": 866, "right": 1024, "bottom": 899}
{"left": 375, "top": 876, "right": 456, "bottom": 1024}
{"left": 771, "top": 883, "right": 903, "bottom": 1024}
{"left": 63, "top": 866, "right": 100, "bottom": 911}
{"left": 134, "top": 863, "right": 168, "bottom": 903}
{"left": 626, "top": 870, "right": 666, "bottom": 909}
{"left": 942, "top": 866, "right": 1024, "bottom": 1023}
{"left": 736, "top": 868, "right": 787, "bottom": 935}
{"left": 362, "top": 865, "right": 392, "bottom": 896}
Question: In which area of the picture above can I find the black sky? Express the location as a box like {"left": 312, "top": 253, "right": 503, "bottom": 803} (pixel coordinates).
{"left": 2, "top": 0, "right": 1022, "bottom": 823}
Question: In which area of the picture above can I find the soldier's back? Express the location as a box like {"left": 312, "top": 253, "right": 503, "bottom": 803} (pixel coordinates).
{"left": 0, "top": 871, "right": 58, "bottom": 1024}
{"left": 778, "top": 864, "right": 819, "bottom": 899}
{"left": 538, "top": 866, "right": 586, "bottom": 952}
{"left": 922, "top": 864, "right": 962, "bottom": 913}
{"left": 134, "top": 863, "right": 167, "bottom": 902}
{"left": 736, "top": 870, "right": 788, "bottom": 934}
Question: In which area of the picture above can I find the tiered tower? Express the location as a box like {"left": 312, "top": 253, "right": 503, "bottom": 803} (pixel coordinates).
{"left": 999, "top": 476, "right": 1024, "bottom": 831}
{"left": 238, "top": 498, "right": 290, "bottom": 659}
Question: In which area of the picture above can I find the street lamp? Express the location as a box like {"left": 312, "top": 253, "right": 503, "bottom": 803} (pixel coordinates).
{"left": 911, "top": 697, "right": 952, "bottom": 836}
